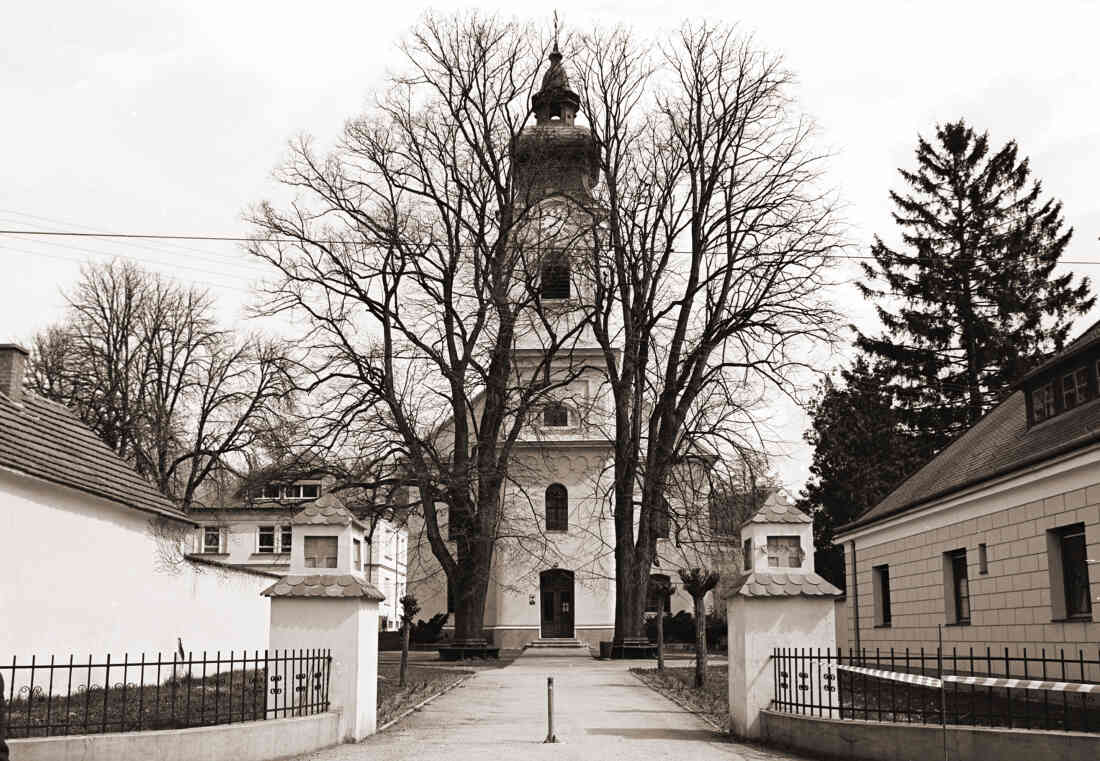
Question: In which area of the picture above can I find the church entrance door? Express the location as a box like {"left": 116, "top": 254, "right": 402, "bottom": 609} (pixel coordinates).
{"left": 539, "top": 569, "right": 574, "bottom": 638}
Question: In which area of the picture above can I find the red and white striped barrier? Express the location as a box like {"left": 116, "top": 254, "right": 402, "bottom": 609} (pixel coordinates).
{"left": 836, "top": 664, "right": 943, "bottom": 689}
{"left": 835, "top": 663, "right": 1100, "bottom": 694}
{"left": 942, "top": 675, "right": 1100, "bottom": 694}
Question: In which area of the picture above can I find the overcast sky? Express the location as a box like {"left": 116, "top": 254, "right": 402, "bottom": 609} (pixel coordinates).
{"left": 4, "top": 0, "right": 1099, "bottom": 492}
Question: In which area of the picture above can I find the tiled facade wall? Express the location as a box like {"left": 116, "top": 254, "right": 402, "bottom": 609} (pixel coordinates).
{"left": 845, "top": 483, "right": 1099, "bottom": 676}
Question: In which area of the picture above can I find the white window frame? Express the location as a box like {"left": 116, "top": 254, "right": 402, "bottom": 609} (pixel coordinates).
{"left": 1033, "top": 383, "right": 1055, "bottom": 422}
{"left": 200, "top": 526, "right": 224, "bottom": 554}
{"left": 257, "top": 525, "right": 277, "bottom": 554}
{"left": 1063, "top": 367, "right": 1089, "bottom": 410}
{"left": 256, "top": 482, "right": 322, "bottom": 501}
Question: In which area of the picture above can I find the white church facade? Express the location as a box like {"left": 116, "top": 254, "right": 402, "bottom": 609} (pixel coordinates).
{"left": 403, "top": 45, "right": 717, "bottom": 651}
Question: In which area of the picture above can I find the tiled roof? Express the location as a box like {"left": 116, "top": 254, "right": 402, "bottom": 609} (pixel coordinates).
{"left": 727, "top": 571, "right": 843, "bottom": 599}
{"left": 262, "top": 574, "right": 385, "bottom": 600}
{"left": 0, "top": 392, "right": 191, "bottom": 523}
{"left": 742, "top": 496, "right": 811, "bottom": 526}
{"left": 291, "top": 494, "right": 363, "bottom": 527}
{"left": 842, "top": 391, "right": 1100, "bottom": 534}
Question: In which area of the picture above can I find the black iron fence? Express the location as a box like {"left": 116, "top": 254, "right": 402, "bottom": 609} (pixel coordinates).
{"left": 772, "top": 647, "right": 1100, "bottom": 733}
{"left": 2, "top": 649, "right": 331, "bottom": 739}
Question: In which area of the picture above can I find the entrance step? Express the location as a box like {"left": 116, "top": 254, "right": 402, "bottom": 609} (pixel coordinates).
{"left": 521, "top": 638, "right": 592, "bottom": 657}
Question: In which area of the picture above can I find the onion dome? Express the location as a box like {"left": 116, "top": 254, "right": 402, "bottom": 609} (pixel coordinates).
{"left": 513, "top": 42, "right": 600, "bottom": 201}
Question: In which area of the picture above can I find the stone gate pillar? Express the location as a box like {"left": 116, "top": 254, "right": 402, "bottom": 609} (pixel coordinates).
{"left": 726, "top": 496, "right": 842, "bottom": 738}
{"left": 262, "top": 498, "right": 385, "bottom": 742}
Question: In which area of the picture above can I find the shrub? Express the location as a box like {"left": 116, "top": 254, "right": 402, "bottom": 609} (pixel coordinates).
{"left": 411, "top": 612, "right": 449, "bottom": 643}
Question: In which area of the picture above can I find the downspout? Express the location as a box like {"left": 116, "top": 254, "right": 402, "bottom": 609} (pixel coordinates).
{"left": 849, "top": 540, "right": 860, "bottom": 653}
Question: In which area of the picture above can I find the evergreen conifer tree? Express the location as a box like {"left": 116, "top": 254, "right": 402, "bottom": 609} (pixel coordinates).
{"left": 858, "top": 119, "right": 1093, "bottom": 452}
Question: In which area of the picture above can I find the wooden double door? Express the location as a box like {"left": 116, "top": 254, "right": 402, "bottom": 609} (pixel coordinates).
{"left": 540, "top": 569, "right": 574, "bottom": 638}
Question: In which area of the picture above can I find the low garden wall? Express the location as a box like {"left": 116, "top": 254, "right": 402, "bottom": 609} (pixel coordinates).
{"left": 8, "top": 711, "right": 340, "bottom": 761}
{"left": 760, "top": 709, "right": 1100, "bottom": 761}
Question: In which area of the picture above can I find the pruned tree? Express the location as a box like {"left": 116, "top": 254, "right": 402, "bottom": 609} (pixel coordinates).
{"left": 573, "top": 22, "right": 842, "bottom": 645}
{"left": 248, "top": 12, "right": 593, "bottom": 646}
{"left": 399, "top": 594, "right": 420, "bottom": 687}
{"left": 678, "top": 567, "right": 720, "bottom": 686}
{"left": 651, "top": 575, "right": 675, "bottom": 672}
{"left": 27, "top": 260, "right": 296, "bottom": 507}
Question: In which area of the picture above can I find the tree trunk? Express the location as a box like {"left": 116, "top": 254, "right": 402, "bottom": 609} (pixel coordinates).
{"left": 692, "top": 592, "right": 707, "bottom": 688}
{"left": 451, "top": 553, "right": 492, "bottom": 643}
{"left": 399, "top": 619, "right": 410, "bottom": 688}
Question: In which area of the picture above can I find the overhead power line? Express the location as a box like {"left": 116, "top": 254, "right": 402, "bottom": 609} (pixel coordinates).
{"left": 2, "top": 229, "right": 1100, "bottom": 266}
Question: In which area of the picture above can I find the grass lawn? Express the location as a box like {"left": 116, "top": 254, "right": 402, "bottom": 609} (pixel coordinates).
{"left": 376, "top": 662, "right": 473, "bottom": 728}
{"left": 631, "top": 664, "right": 729, "bottom": 732}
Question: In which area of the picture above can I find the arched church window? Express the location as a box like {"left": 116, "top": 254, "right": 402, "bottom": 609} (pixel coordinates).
{"left": 546, "top": 483, "right": 568, "bottom": 531}
{"left": 541, "top": 254, "right": 570, "bottom": 299}
{"left": 543, "top": 402, "right": 569, "bottom": 427}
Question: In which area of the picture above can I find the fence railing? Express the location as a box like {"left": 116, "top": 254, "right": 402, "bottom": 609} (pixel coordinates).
{"left": 772, "top": 647, "right": 1100, "bottom": 733}
{"left": 2, "top": 649, "right": 331, "bottom": 739}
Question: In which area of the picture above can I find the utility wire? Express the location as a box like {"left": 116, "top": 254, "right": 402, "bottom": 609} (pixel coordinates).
{"left": 3, "top": 229, "right": 1100, "bottom": 266}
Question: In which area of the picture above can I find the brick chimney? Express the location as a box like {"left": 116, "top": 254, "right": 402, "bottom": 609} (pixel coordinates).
{"left": 0, "top": 344, "right": 29, "bottom": 406}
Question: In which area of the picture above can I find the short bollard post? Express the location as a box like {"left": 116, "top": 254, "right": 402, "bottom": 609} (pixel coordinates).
{"left": 544, "top": 676, "right": 558, "bottom": 743}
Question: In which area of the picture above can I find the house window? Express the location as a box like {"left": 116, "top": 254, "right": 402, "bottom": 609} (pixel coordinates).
{"left": 303, "top": 536, "right": 338, "bottom": 569}
{"left": 545, "top": 484, "right": 568, "bottom": 531}
{"left": 766, "top": 536, "right": 803, "bottom": 568}
{"left": 1033, "top": 383, "right": 1055, "bottom": 422}
{"left": 1048, "top": 523, "right": 1092, "bottom": 620}
{"left": 540, "top": 254, "right": 570, "bottom": 299}
{"left": 258, "top": 526, "right": 276, "bottom": 553}
{"left": 353, "top": 538, "right": 362, "bottom": 571}
{"left": 944, "top": 549, "right": 971, "bottom": 625}
{"left": 652, "top": 499, "right": 671, "bottom": 539}
{"left": 646, "top": 573, "right": 672, "bottom": 613}
{"left": 201, "top": 526, "right": 224, "bottom": 554}
{"left": 258, "top": 483, "right": 321, "bottom": 501}
{"left": 743, "top": 538, "right": 753, "bottom": 572}
{"left": 1063, "top": 367, "right": 1089, "bottom": 410}
{"left": 978, "top": 543, "right": 988, "bottom": 575}
{"left": 872, "top": 565, "right": 891, "bottom": 627}
{"left": 543, "top": 402, "right": 569, "bottom": 427}
{"left": 281, "top": 525, "right": 292, "bottom": 553}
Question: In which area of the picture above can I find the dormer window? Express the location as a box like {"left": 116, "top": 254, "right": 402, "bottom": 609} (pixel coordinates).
{"left": 258, "top": 482, "right": 321, "bottom": 501}
{"left": 1063, "top": 367, "right": 1089, "bottom": 410}
{"left": 1033, "top": 383, "right": 1055, "bottom": 423}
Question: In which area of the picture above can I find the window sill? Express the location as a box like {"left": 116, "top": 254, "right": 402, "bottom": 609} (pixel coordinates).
{"left": 1052, "top": 616, "right": 1094, "bottom": 623}
{"left": 873, "top": 623, "right": 892, "bottom": 629}
{"left": 546, "top": 529, "right": 569, "bottom": 535}
{"left": 250, "top": 553, "right": 290, "bottom": 559}
{"left": 198, "top": 552, "right": 229, "bottom": 557}
{"left": 945, "top": 621, "right": 971, "bottom": 627}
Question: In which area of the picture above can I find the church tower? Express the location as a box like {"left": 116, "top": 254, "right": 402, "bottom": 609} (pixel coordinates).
{"left": 512, "top": 42, "right": 600, "bottom": 203}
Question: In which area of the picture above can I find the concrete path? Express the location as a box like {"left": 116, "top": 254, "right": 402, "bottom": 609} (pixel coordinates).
{"left": 288, "top": 656, "right": 813, "bottom": 761}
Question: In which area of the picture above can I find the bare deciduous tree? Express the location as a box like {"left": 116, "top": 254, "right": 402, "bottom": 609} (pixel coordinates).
{"left": 248, "top": 13, "right": 593, "bottom": 645}
{"left": 28, "top": 260, "right": 296, "bottom": 507}
{"left": 574, "top": 22, "right": 842, "bottom": 645}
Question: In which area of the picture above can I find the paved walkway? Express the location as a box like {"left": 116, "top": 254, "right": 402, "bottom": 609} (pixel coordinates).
{"left": 290, "top": 654, "right": 813, "bottom": 761}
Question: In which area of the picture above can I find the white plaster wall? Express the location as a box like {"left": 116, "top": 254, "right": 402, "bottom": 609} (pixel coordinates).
{"left": 727, "top": 595, "right": 837, "bottom": 738}
{"left": 0, "top": 469, "right": 270, "bottom": 668}
{"left": 741, "top": 522, "right": 815, "bottom": 574}
{"left": 268, "top": 597, "right": 378, "bottom": 741}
